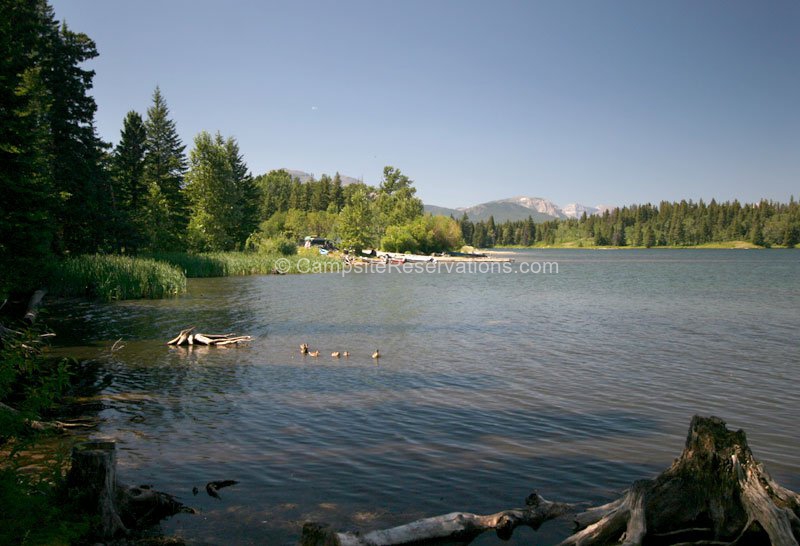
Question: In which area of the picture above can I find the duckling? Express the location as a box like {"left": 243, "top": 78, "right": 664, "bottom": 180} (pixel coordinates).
{"left": 300, "top": 343, "right": 309, "bottom": 355}
{"left": 309, "top": 350, "right": 320, "bottom": 357}
{"left": 343, "top": 351, "right": 350, "bottom": 358}
{"left": 372, "top": 349, "right": 380, "bottom": 359}
{"left": 331, "top": 351, "right": 341, "bottom": 358}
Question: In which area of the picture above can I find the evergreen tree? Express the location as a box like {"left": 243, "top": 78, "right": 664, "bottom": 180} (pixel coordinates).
{"left": 110, "top": 110, "right": 147, "bottom": 250}
{"left": 330, "top": 172, "right": 345, "bottom": 211}
{"left": 45, "top": 19, "right": 112, "bottom": 253}
{"left": 224, "top": 136, "right": 260, "bottom": 245}
{"left": 644, "top": 225, "right": 656, "bottom": 248}
{"left": 459, "top": 213, "right": 474, "bottom": 246}
{"left": 310, "top": 174, "right": 331, "bottom": 211}
{"left": 0, "top": 0, "right": 55, "bottom": 292}
{"left": 143, "top": 86, "right": 187, "bottom": 248}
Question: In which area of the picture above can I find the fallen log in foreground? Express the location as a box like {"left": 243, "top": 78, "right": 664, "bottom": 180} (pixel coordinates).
{"left": 167, "top": 326, "right": 252, "bottom": 346}
{"left": 301, "top": 416, "right": 800, "bottom": 546}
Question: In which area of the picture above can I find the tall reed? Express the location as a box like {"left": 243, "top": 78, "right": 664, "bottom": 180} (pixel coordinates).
{"left": 48, "top": 255, "right": 186, "bottom": 301}
{"left": 148, "top": 251, "right": 341, "bottom": 278}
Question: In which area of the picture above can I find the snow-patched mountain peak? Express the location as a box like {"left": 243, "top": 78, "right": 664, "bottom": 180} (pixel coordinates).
{"left": 562, "top": 203, "right": 599, "bottom": 219}
{"left": 499, "top": 196, "right": 565, "bottom": 218}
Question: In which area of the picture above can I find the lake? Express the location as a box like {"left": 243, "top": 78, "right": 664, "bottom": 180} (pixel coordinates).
{"left": 49, "top": 249, "right": 800, "bottom": 545}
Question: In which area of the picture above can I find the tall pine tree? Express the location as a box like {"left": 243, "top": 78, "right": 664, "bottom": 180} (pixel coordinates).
{"left": 110, "top": 110, "right": 147, "bottom": 251}
{"left": 143, "top": 86, "right": 187, "bottom": 249}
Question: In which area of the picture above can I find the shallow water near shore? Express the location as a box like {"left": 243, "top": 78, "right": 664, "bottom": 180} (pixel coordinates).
{"left": 49, "top": 249, "right": 800, "bottom": 545}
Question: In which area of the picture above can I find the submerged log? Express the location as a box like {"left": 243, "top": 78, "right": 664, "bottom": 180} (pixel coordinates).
{"left": 167, "top": 327, "right": 251, "bottom": 346}
{"left": 300, "top": 416, "right": 800, "bottom": 546}
{"left": 66, "top": 441, "right": 192, "bottom": 539}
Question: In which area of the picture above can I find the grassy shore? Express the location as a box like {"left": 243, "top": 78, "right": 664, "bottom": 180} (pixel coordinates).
{"left": 45, "top": 250, "right": 342, "bottom": 301}
{"left": 148, "top": 249, "right": 341, "bottom": 277}
{"left": 48, "top": 254, "right": 187, "bottom": 301}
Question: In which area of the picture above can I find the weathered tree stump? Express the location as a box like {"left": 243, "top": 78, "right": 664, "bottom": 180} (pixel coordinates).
{"left": 300, "top": 416, "right": 800, "bottom": 546}
{"left": 561, "top": 415, "right": 800, "bottom": 546}
{"left": 66, "top": 441, "right": 192, "bottom": 539}
{"left": 66, "top": 441, "right": 128, "bottom": 538}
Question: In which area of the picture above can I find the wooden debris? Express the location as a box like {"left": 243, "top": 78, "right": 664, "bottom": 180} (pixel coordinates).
{"left": 301, "top": 493, "right": 573, "bottom": 546}
{"left": 67, "top": 441, "right": 193, "bottom": 538}
{"left": 167, "top": 327, "right": 251, "bottom": 346}
{"left": 205, "top": 479, "right": 239, "bottom": 499}
{"left": 23, "top": 289, "right": 47, "bottom": 324}
{"left": 300, "top": 416, "right": 800, "bottom": 546}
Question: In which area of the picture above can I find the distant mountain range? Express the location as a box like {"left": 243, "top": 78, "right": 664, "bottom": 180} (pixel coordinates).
{"left": 284, "top": 170, "right": 613, "bottom": 224}
{"left": 424, "top": 196, "right": 615, "bottom": 223}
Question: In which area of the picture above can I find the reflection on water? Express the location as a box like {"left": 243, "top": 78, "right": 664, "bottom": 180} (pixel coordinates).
{"left": 49, "top": 250, "right": 800, "bottom": 545}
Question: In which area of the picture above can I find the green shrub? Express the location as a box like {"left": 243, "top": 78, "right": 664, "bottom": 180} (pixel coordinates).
{"left": 247, "top": 235, "right": 298, "bottom": 256}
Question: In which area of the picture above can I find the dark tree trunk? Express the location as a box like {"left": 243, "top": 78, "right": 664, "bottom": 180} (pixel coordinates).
{"left": 66, "top": 441, "right": 193, "bottom": 539}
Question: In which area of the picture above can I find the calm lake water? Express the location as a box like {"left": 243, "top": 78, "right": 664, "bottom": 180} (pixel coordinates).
{"left": 49, "top": 249, "right": 800, "bottom": 545}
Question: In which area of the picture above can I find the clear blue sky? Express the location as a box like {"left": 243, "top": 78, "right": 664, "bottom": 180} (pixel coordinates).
{"left": 51, "top": 0, "right": 799, "bottom": 208}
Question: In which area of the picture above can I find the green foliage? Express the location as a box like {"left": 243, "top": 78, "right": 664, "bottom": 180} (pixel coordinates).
{"left": 109, "top": 110, "right": 148, "bottom": 251}
{"left": 0, "top": 0, "right": 113, "bottom": 291}
{"left": 149, "top": 251, "right": 338, "bottom": 277}
{"left": 380, "top": 215, "right": 463, "bottom": 254}
{"left": 142, "top": 87, "right": 187, "bottom": 249}
{"left": 375, "top": 166, "right": 424, "bottom": 230}
{"left": 459, "top": 199, "right": 800, "bottom": 248}
{"left": 245, "top": 235, "right": 298, "bottom": 256}
{"left": 47, "top": 255, "right": 186, "bottom": 301}
{"left": 185, "top": 131, "right": 258, "bottom": 251}
{"left": 0, "top": 325, "right": 77, "bottom": 442}
{"left": 0, "top": 466, "right": 91, "bottom": 545}
{"left": 381, "top": 224, "right": 420, "bottom": 253}
{"left": 337, "top": 186, "right": 376, "bottom": 253}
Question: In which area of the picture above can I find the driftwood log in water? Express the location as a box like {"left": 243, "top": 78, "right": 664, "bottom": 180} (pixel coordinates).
{"left": 300, "top": 416, "right": 800, "bottom": 546}
{"left": 167, "top": 326, "right": 252, "bottom": 347}
{"left": 66, "top": 441, "right": 193, "bottom": 539}
{"left": 301, "top": 493, "right": 572, "bottom": 546}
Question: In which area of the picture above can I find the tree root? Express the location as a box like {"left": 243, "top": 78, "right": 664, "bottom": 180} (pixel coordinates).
{"left": 300, "top": 416, "right": 800, "bottom": 546}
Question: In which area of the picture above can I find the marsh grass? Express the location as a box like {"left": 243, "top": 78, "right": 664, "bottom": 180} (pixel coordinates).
{"left": 48, "top": 255, "right": 186, "bottom": 301}
{"left": 45, "top": 251, "right": 340, "bottom": 302}
{"left": 149, "top": 250, "right": 341, "bottom": 277}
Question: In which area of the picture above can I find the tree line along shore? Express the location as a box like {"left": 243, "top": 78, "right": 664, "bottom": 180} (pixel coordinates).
{"left": 2, "top": 1, "right": 797, "bottom": 303}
